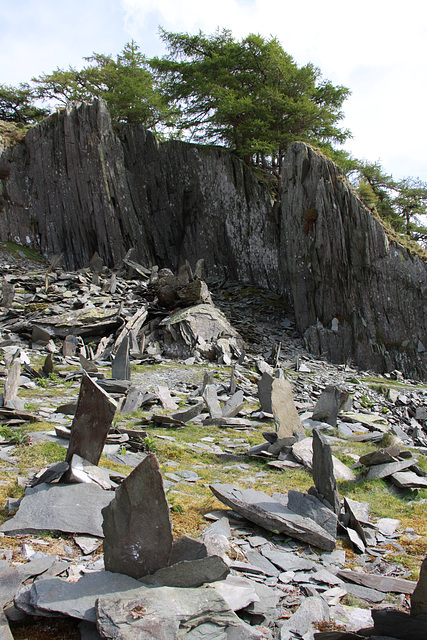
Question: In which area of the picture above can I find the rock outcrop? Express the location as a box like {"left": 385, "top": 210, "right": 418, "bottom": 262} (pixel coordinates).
{"left": 0, "top": 100, "right": 426, "bottom": 378}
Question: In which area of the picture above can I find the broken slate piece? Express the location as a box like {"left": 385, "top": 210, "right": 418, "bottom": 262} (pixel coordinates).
{"left": 14, "top": 571, "right": 141, "bottom": 622}
{"left": 138, "top": 556, "right": 229, "bottom": 588}
{"left": 96, "top": 585, "right": 263, "bottom": 640}
{"left": 102, "top": 454, "right": 173, "bottom": 579}
{"left": 390, "top": 471, "right": 427, "bottom": 489}
{"left": 155, "top": 385, "right": 178, "bottom": 411}
{"left": 222, "top": 390, "right": 244, "bottom": 417}
{"left": 210, "top": 484, "right": 336, "bottom": 551}
{"left": 111, "top": 334, "right": 130, "bottom": 381}
{"left": 279, "top": 595, "right": 330, "bottom": 640}
{"left": 68, "top": 454, "right": 121, "bottom": 490}
{"left": 312, "top": 428, "right": 340, "bottom": 515}
{"left": 287, "top": 490, "right": 338, "bottom": 538}
{"left": 0, "top": 482, "right": 113, "bottom": 537}
{"left": 65, "top": 374, "right": 117, "bottom": 467}
{"left": 168, "top": 536, "right": 207, "bottom": 565}
{"left": 271, "top": 377, "right": 302, "bottom": 438}
{"left": 371, "top": 608, "right": 427, "bottom": 640}
{"left": 312, "top": 385, "right": 348, "bottom": 426}
{"left": 171, "top": 400, "right": 204, "bottom": 423}
{"left": 338, "top": 569, "right": 417, "bottom": 594}
{"left": 203, "top": 384, "right": 222, "bottom": 419}
{"left": 212, "top": 575, "right": 260, "bottom": 611}
{"left": 364, "top": 458, "right": 419, "bottom": 481}
{"left": 30, "top": 461, "right": 69, "bottom": 487}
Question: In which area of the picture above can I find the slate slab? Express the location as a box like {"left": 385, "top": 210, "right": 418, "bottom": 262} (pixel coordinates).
{"left": 411, "top": 555, "right": 427, "bottom": 616}
{"left": 338, "top": 569, "right": 417, "bottom": 594}
{"left": 372, "top": 608, "right": 427, "bottom": 640}
{"left": 203, "top": 384, "right": 222, "bottom": 419}
{"left": 279, "top": 595, "right": 330, "bottom": 639}
{"left": 271, "top": 378, "right": 302, "bottom": 438}
{"left": 111, "top": 334, "right": 130, "bottom": 380}
{"left": 210, "top": 484, "right": 336, "bottom": 551}
{"left": 171, "top": 400, "right": 204, "bottom": 423}
{"left": 364, "top": 458, "right": 418, "bottom": 481}
{"left": 138, "top": 556, "right": 229, "bottom": 588}
{"left": 312, "top": 385, "right": 347, "bottom": 426}
{"left": 96, "top": 585, "right": 264, "bottom": 639}
{"left": 312, "top": 428, "right": 340, "bottom": 515}
{"left": 390, "top": 471, "right": 427, "bottom": 489}
{"left": 222, "top": 390, "right": 244, "bottom": 417}
{"left": 14, "top": 571, "right": 141, "bottom": 622}
{"left": 102, "top": 454, "right": 173, "bottom": 579}
{"left": 65, "top": 374, "right": 117, "bottom": 467}
{"left": 292, "top": 437, "right": 356, "bottom": 481}
{"left": 0, "top": 482, "right": 113, "bottom": 537}
{"left": 211, "top": 575, "right": 260, "bottom": 611}
{"left": 287, "top": 490, "right": 338, "bottom": 538}
{"left": 168, "top": 536, "right": 207, "bottom": 565}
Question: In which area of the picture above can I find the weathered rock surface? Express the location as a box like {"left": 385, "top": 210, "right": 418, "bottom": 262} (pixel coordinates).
{"left": 1, "top": 100, "right": 425, "bottom": 376}
{"left": 102, "top": 454, "right": 173, "bottom": 579}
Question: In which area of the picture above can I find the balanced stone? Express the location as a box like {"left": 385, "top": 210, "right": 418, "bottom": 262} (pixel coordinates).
{"left": 102, "top": 454, "right": 173, "bottom": 579}
{"left": 66, "top": 375, "right": 117, "bottom": 467}
{"left": 271, "top": 378, "right": 302, "bottom": 438}
{"left": 312, "top": 428, "right": 340, "bottom": 515}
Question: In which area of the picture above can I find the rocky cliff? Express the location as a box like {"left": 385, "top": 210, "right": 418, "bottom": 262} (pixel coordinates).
{"left": 0, "top": 100, "right": 426, "bottom": 378}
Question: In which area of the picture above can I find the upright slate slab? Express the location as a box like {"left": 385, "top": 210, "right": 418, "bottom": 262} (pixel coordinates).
{"left": 65, "top": 374, "right": 117, "bottom": 466}
{"left": 111, "top": 334, "right": 130, "bottom": 381}
{"left": 257, "top": 372, "right": 273, "bottom": 413}
{"left": 312, "top": 385, "right": 348, "bottom": 426}
{"left": 4, "top": 360, "right": 21, "bottom": 408}
{"left": 312, "top": 428, "right": 340, "bottom": 515}
{"left": 271, "top": 378, "right": 302, "bottom": 438}
{"left": 102, "top": 454, "right": 173, "bottom": 579}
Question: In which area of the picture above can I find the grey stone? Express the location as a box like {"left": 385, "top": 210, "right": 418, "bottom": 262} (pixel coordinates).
{"left": 62, "top": 335, "right": 79, "bottom": 357}
{"left": 0, "top": 482, "right": 113, "bottom": 536}
{"left": 168, "top": 536, "right": 208, "bottom": 565}
{"left": 120, "top": 387, "right": 146, "bottom": 414}
{"left": 68, "top": 454, "right": 119, "bottom": 490}
{"left": 257, "top": 372, "right": 273, "bottom": 413}
{"left": 364, "top": 458, "right": 419, "bottom": 481}
{"left": 156, "top": 385, "right": 178, "bottom": 411}
{"left": 4, "top": 360, "right": 21, "bottom": 408}
{"left": 359, "top": 447, "right": 401, "bottom": 466}
{"left": 30, "top": 461, "right": 69, "bottom": 486}
{"left": 79, "top": 354, "right": 98, "bottom": 373}
{"left": 244, "top": 550, "right": 280, "bottom": 577}
{"left": 210, "top": 484, "right": 336, "bottom": 551}
{"left": 344, "top": 581, "right": 387, "bottom": 603}
{"left": 271, "top": 378, "right": 302, "bottom": 438}
{"left": 78, "top": 621, "right": 102, "bottom": 640}
{"left": 0, "top": 610, "right": 13, "bottom": 640}
{"left": 222, "top": 390, "right": 244, "bottom": 417}
{"left": 411, "top": 556, "right": 427, "bottom": 616}
{"left": 375, "top": 518, "right": 400, "bottom": 537}
{"left": 287, "top": 490, "right": 338, "bottom": 538}
{"left": 372, "top": 608, "right": 427, "bottom": 640}
{"left": 74, "top": 536, "right": 102, "bottom": 555}
{"left": 111, "top": 334, "right": 130, "bottom": 380}
{"left": 212, "top": 575, "right": 260, "bottom": 611}
{"left": 65, "top": 374, "right": 117, "bottom": 467}
{"left": 14, "top": 571, "right": 141, "bottom": 622}
{"left": 203, "top": 384, "right": 222, "bottom": 419}
{"left": 102, "top": 454, "right": 173, "bottom": 579}
{"left": 261, "top": 549, "right": 315, "bottom": 573}
{"left": 96, "top": 585, "right": 264, "bottom": 639}
{"left": 338, "top": 569, "right": 417, "bottom": 594}
{"left": 171, "top": 400, "right": 205, "bottom": 423}
{"left": 292, "top": 437, "right": 356, "bottom": 481}
{"left": 138, "top": 556, "right": 229, "bottom": 588}
{"left": 312, "top": 428, "right": 340, "bottom": 515}
{"left": 390, "top": 471, "right": 427, "bottom": 489}
{"left": 312, "top": 385, "right": 348, "bottom": 427}
{"left": 279, "top": 595, "right": 330, "bottom": 639}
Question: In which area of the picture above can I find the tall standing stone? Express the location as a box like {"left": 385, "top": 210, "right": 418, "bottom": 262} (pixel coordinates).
{"left": 111, "top": 334, "right": 130, "bottom": 381}
{"left": 4, "top": 360, "right": 20, "bottom": 408}
{"left": 312, "top": 428, "right": 340, "bottom": 515}
{"left": 312, "top": 385, "right": 349, "bottom": 426}
{"left": 257, "top": 372, "right": 273, "bottom": 413}
{"left": 271, "top": 378, "right": 302, "bottom": 438}
{"left": 102, "top": 454, "right": 173, "bottom": 579}
{"left": 411, "top": 555, "right": 427, "bottom": 616}
{"left": 65, "top": 375, "right": 117, "bottom": 466}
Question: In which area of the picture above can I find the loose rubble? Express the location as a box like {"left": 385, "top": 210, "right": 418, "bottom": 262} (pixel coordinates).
{"left": 0, "top": 249, "right": 425, "bottom": 639}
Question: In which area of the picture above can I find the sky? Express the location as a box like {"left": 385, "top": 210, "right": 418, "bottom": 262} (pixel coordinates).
{"left": 1, "top": 0, "right": 426, "bottom": 181}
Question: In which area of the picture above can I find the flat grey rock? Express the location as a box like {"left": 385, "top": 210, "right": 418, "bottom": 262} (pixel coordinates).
{"left": 364, "top": 459, "right": 418, "bottom": 481}
{"left": 171, "top": 400, "right": 205, "bottom": 423}
{"left": 244, "top": 550, "right": 280, "bottom": 577}
{"left": 210, "top": 483, "right": 336, "bottom": 551}
{"left": 211, "top": 575, "right": 260, "bottom": 611}
{"left": 14, "top": 571, "right": 141, "bottom": 622}
{"left": 169, "top": 536, "right": 208, "bottom": 565}
{"left": 0, "top": 482, "right": 113, "bottom": 537}
{"left": 344, "top": 581, "right": 387, "bottom": 603}
{"left": 138, "top": 556, "right": 229, "bottom": 588}
{"left": 390, "top": 471, "right": 427, "bottom": 489}
{"left": 102, "top": 454, "right": 173, "bottom": 579}
{"left": 96, "top": 585, "right": 264, "bottom": 639}
{"left": 287, "top": 490, "right": 338, "bottom": 538}
{"left": 338, "top": 569, "right": 417, "bottom": 594}
{"left": 262, "top": 548, "right": 315, "bottom": 572}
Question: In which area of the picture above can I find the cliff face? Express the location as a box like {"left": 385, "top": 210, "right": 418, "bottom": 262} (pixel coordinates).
{"left": 0, "top": 100, "right": 426, "bottom": 378}
{"left": 280, "top": 143, "right": 427, "bottom": 378}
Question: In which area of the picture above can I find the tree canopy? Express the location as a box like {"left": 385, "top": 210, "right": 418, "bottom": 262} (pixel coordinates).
{"left": 0, "top": 83, "right": 49, "bottom": 124}
{"left": 151, "top": 29, "right": 351, "bottom": 181}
